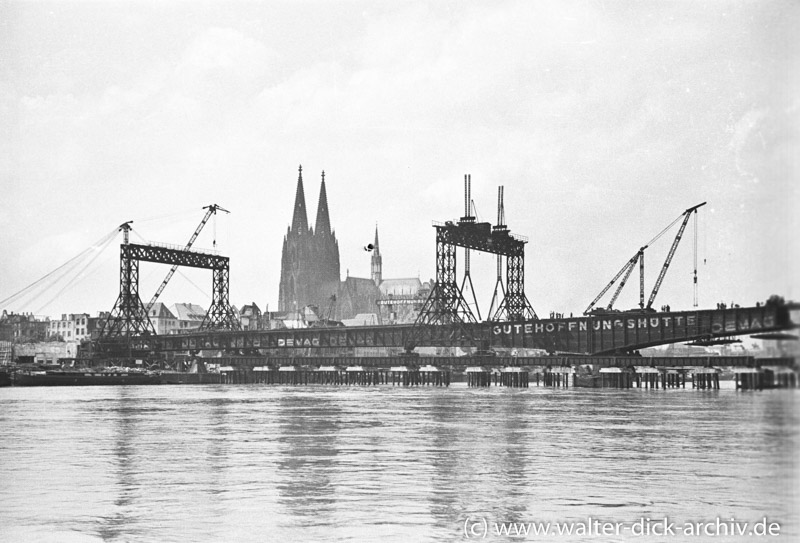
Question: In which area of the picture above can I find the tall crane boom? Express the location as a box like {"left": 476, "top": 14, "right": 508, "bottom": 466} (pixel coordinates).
{"left": 645, "top": 201, "right": 705, "bottom": 310}
{"left": 608, "top": 248, "right": 643, "bottom": 311}
{"left": 584, "top": 248, "right": 643, "bottom": 315}
{"left": 144, "top": 204, "right": 229, "bottom": 315}
{"left": 584, "top": 201, "right": 705, "bottom": 314}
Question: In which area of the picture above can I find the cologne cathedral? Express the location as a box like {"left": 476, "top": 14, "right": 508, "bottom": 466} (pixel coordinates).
{"left": 278, "top": 166, "right": 342, "bottom": 313}
{"left": 278, "top": 166, "right": 429, "bottom": 324}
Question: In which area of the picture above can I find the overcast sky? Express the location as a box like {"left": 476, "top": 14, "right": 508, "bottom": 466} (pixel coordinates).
{"left": 1, "top": 0, "right": 797, "bottom": 319}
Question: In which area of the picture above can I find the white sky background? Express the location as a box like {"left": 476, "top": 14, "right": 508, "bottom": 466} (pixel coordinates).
{"left": 1, "top": 0, "right": 797, "bottom": 319}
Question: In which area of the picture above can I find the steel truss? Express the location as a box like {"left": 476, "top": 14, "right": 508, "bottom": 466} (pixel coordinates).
{"left": 101, "top": 243, "right": 240, "bottom": 338}
{"left": 490, "top": 252, "right": 537, "bottom": 321}
{"left": 102, "top": 245, "right": 156, "bottom": 338}
{"left": 417, "top": 222, "right": 536, "bottom": 323}
{"left": 408, "top": 221, "right": 537, "bottom": 349}
{"left": 416, "top": 228, "right": 477, "bottom": 326}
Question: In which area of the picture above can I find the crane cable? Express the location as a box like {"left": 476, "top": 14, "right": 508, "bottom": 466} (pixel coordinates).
{"left": 173, "top": 269, "right": 211, "bottom": 300}
{"left": 586, "top": 207, "right": 695, "bottom": 313}
{"left": 644, "top": 213, "right": 683, "bottom": 248}
{"left": 34, "top": 233, "right": 118, "bottom": 314}
{"left": 693, "top": 211, "right": 699, "bottom": 307}
{"left": 0, "top": 227, "right": 120, "bottom": 309}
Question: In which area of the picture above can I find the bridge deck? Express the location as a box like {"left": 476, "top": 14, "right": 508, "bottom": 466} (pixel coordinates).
{"left": 120, "top": 303, "right": 795, "bottom": 356}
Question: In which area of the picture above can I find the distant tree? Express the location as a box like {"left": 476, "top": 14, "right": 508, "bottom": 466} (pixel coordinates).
{"left": 766, "top": 295, "right": 785, "bottom": 307}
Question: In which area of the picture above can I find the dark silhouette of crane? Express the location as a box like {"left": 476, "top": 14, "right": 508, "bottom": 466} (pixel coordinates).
{"left": 583, "top": 246, "right": 646, "bottom": 315}
{"left": 584, "top": 202, "right": 705, "bottom": 315}
{"left": 645, "top": 202, "right": 706, "bottom": 310}
{"left": 144, "top": 204, "right": 229, "bottom": 314}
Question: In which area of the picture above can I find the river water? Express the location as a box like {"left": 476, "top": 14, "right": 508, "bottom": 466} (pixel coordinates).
{"left": 1, "top": 383, "right": 797, "bottom": 542}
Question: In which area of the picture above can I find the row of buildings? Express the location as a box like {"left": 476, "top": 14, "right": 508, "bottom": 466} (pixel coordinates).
{"left": 0, "top": 303, "right": 210, "bottom": 343}
{"left": 0, "top": 288, "right": 426, "bottom": 350}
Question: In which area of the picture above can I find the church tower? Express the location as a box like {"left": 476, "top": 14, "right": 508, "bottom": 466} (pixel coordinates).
{"left": 313, "top": 171, "right": 341, "bottom": 288}
{"left": 278, "top": 166, "right": 341, "bottom": 312}
{"left": 371, "top": 224, "right": 382, "bottom": 286}
{"left": 278, "top": 165, "right": 310, "bottom": 312}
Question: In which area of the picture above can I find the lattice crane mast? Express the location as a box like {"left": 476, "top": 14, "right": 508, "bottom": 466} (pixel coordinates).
{"left": 645, "top": 201, "right": 705, "bottom": 310}
{"left": 583, "top": 247, "right": 646, "bottom": 315}
{"left": 144, "top": 204, "right": 229, "bottom": 314}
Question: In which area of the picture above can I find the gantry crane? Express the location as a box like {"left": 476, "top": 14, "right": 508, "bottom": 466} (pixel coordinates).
{"left": 144, "top": 204, "right": 229, "bottom": 315}
{"left": 584, "top": 202, "right": 705, "bottom": 314}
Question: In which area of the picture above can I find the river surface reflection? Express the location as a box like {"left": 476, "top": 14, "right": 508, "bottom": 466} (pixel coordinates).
{"left": 1, "top": 384, "right": 797, "bottom": 542}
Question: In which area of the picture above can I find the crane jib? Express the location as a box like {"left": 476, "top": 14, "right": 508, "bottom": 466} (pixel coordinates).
{"left": 144, "top": 204, "right": 230, "bottom": 313}
{"left": 585, "top": 203, "right": 706, "bottom": 314}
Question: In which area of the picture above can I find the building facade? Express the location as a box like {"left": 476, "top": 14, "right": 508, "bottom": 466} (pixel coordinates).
{"left": 370, "top": 225, "right": 431, "bottom": 324}
{"left": 169, "top": 303, "right": 207, "bottom": 333}
{"left": 48, "top": 313, "right": 90, "bottom": 341}
{"left": 0, "top": 311, "right": 49, "bottom": 342}
{"left": 239, "top": 303, "right": 262, "bottom": 331}
{"left": 148, "top": 303, "right": 178, "bottom": 335}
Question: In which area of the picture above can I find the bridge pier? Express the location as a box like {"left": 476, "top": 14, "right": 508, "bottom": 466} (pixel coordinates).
{"left": 735, "top": 368, "right": 763, "bottom": 391}
{"left": 498, "top": 367, "right": 529, "bottom": 388}
{"left": 316, "top": 366, "right": 342, "bottom": 385}
{"left": 345, "top": 366, "right": 365, "bottom": 385}
{"left": 466, "top": 367, "right": 492, "bottom": 387}
{"left": 760, "top": 366, "right": 799, "bottom": 389}
{"left": 253, "top": 366, "right": 276, "bottom": 384}
{"left": 599, "top": 367, "right": 632, "bottom": 388}
{"left": 420, "top": 365, "right": 449, "bottom": 387}
{"left": 635, "top": 367, "right": 658, "bottom": 389}
{"left": 692, "top": 368, "right": 720, "bottom": 390}
{"left": 200, "top": 355, "right": 798, "bottom": 391}
{"left": 662, "top": 368, "right": 687, "bottom": 388}
{"left": 543, "top": 367, "right": 572, "bottom": 388}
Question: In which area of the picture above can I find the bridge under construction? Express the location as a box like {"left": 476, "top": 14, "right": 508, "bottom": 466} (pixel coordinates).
{"left": 88, "top": 174, "right": 797, "bottom": 364}
{"left": 108, "top": 301, "right": 792, "bottom": 356}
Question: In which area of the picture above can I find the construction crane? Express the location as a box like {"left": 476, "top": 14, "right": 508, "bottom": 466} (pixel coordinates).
{"left": 144, "top": 204, "right": 229, "bottom": 315}
{"left": 312, "top": 294, "right": 341, "bottom": 327}
{"left": 325, "top": 294, "right": 336, "bottom": 321}
{"left": 584, "top": 202, "right": 705, "bottom": 314}
{"left": 583, "top": 247, "right": 646, "bottom": 315}
{"left": 645, "top": 201, "right": 706, "bottom": 310}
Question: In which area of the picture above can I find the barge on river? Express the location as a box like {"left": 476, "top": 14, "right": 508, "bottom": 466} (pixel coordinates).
{"left": 11, "top": 369, "right": 162, "bottom": 386}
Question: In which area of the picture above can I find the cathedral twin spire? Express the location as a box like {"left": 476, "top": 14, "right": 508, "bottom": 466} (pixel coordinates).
{"left": 290, "top": 165, "right": 309, "bottom": 234}
{"left": 315, "top": 171, "right": 332, "bottom": 237}
{"left": 279, "top": 165, "right": 340, "bottom": 312}
{"left": 289, "top": 164, "right": 332, "bottom": 237}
